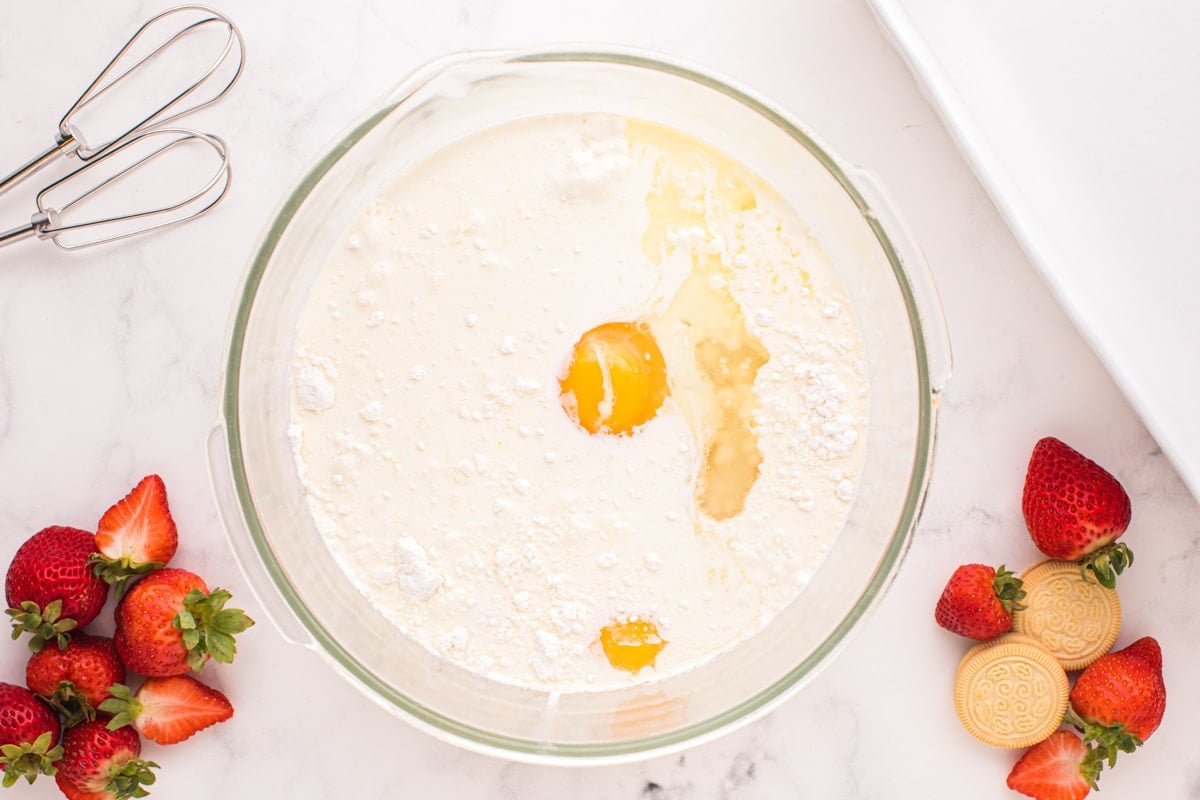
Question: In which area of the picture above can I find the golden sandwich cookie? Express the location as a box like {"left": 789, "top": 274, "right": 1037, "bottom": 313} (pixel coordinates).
{"left": 1013, "top": 559, "right": 1121, "bottom": 671}
{"left": 954, "top": 632, "right": 1045, "bottom": 683}
{"left": 954, "top": 634, "right": 1069, "bottom": 749}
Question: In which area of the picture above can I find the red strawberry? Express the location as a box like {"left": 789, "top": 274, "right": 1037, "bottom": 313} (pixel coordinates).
{"left": 0, "top": 681, "right": 62, "bottom": 787}
{"left": 114, "top": 568, "right": 254, "bottom": 676}
{"left": 5, "top": 527, "right": 109, "bottom": 652}
{"left": 101, "top": 676, "right": 233, "bottom": 745}
{"left": 56, "top": 720, "right": 156, "bottom": 800}
{"left": 1022, "top": 437, "right": 1133, "bottom": 588}
{"left": 55, "top": 771, "right": 109, "bottom": 800}
{"left": 91, "top": 475, "right": 179, "bottom": 598}
{"left": 934, "top": 563, "right": 1026, "bottom": 640}
{"left": 1007, "top": 730, "right": 1099, "bottom": 800}
{"left": 26, "top": 633, "right": 126, "bottom": 727}
{"left": 1069, "top": 636, "right": 1165, "bottom": 766}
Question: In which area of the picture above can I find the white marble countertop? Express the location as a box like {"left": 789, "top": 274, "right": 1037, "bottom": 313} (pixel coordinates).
{"left": 1, "top": 2, "right": 1196, "bottom": 798}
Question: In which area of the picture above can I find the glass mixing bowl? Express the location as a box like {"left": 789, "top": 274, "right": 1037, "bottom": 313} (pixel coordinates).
{"left": 209, "top": 47, "right": 952, "bottom": 764}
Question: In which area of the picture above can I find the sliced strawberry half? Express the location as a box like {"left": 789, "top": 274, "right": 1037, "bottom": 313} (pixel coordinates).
{"left": 101, "top": 676, "right": 233, "bottom": 745}
{"left": 1007, "top": 730, "right": 1099, "bottom": 800}
{"left": 90, "top": 475, "right": 178, "bottom": 598}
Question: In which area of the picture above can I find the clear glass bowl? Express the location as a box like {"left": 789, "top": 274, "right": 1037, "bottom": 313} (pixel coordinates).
{"left": 209, "top": 47, "right": 952, "bottom": 764}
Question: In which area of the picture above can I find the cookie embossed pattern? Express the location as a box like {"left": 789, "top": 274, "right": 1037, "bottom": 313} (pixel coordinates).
{"left": 1014, "top": 560, "right": 1121, "bottom": 671}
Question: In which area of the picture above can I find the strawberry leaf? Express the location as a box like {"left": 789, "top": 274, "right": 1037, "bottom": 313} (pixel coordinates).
{"left": 1078, "top": 747, "right": 1103, "bottom": 790}
{"left": 1080, "top": 542, "right": 1134, "bottom": 589}
{"left": 1067, "top": 708, "right": 1142, "bottom": 768}
{"left": 6, "top": 599, "right": 76, "bottom": 653}
{"left": 88, "top": 555, "right": 164, "bottom": 600}
{"left": 42, "top": 680, "right": 96, "bottom": 728}
{"left": 206, "top": 589, "right": 232, "bottom": 613}
{"left": 184, "top": 588, "right": 213, "bottom": 608}
{"left": 206, "top": 631, "right": 236, "bottom": 664}
{"left": 187, "top": 647, "right": 208, "bottom": 673}
{"left": 99, "top": 684, "right": 142, "bottom": 731}
{"left": 992, "top": 564, "right": 1027, "bottom": 613}
{"left": 105, "top": 757, "right": 158, "bottom": 800}
{"left": 212, "top": 608, "right": 254, "bottom": 635}
{"left": 171, "top": 587, "right": 255, "bottom": 671}
{"left": 0, "top": 729, "right": 63, "bottom": 787}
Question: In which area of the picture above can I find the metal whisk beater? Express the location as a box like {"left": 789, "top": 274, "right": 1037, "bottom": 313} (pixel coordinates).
{"left": 0, "top": 129, "right": 231, "bottom": 250}
{"left": 0, "top": 6, "right": 242, "bottom": 250}
{"left": 0, "top": 5, "right": 244, "bottom": 197}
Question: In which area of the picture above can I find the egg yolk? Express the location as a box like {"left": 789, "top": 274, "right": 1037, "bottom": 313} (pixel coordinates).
{"left": 559, "top": 322, "right": 669, "bottom": 436}
{"left": 599, "top": 618, "right": 667, "bottom": 673}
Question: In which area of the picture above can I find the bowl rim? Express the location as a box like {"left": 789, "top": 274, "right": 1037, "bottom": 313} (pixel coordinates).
{"left": 221, "top": 44, "right": 941, "bottom": 763}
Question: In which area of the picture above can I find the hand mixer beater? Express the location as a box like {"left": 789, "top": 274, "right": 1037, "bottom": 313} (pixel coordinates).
{"left": 0, "top": 5, "right": 244, "bottom": 250}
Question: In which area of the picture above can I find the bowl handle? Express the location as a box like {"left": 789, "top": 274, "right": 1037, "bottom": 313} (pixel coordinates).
{"left": 847, "top": 166, "right": 953, "bottom": 394}
{"left": 206, "top": 422, "right": 315, "bottom": 649}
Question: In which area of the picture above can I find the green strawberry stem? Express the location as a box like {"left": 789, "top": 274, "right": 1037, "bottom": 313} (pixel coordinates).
{"left": 1065, "top": 707, "right": 1143, "bottom": 770}
{"left": 0, "top": 730, "right": 63, "bottom": 787}
{"left": 992, "top": 564, "right": 1027, "bottom": 613}
{"left": 5, "top": 599, "right": 77, "bottom": 653}
{"left": 87, "top": 554, "right": 164, "bottom": 601}
{"left": 98, "top": 684, "right": 142, "bottom": 732}
{"left": 172, "top": 588, "right": 255, "bottom": 672}
{"left": 105, "top": 757, "right": 159, "bottom": 800}
{"left": 1079, "top": 542, "right": 1134, "bottom": 589}
{"left": 45, "top": 680, "right": 97, "bottom": 728}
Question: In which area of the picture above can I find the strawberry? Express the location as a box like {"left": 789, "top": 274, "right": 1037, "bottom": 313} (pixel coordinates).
{"left": 114, "top": 568, "right": 253, "bottom": 676}
{"left": 1022, "top": 437, "right": 1133, "bottom": 588}
{"left": 6, "top": 526, "right": 109, "bottom": 652}
{"left": 1007, "top": 730, "right": 1099, "bottom": 800}
{"left": 934, "top": 563, "right": 1026, "bottom": 640}
{"left": 1068, "top": 636, "right": 1165, "bottom": 766}
{"left": 56, "top": 720, "right": 157, "bottom": 800}
{"left": 55, "top": 771, "right": 109, "bottom": 800}
{"left": 26, "top": 632, "right": 126, "bottom": 728}
{"left": 90, "top": 475, "right": 179, "bottom": 599}
{"left": 0, "top": 681, "right": 62, "bottom": 787}
{"left": 101, "top": 676, "right": 233, "bottom": 745}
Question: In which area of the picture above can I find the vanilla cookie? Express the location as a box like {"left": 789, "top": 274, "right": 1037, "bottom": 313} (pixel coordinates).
{"left": 1013, "top": 559, "right": 1121, "bottom": 671}
{"left": 954, "top": 635, "right": 1069, "bottom": 748}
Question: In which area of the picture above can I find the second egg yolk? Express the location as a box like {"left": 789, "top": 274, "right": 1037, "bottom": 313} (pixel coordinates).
{"left": 559, "top": 322, "right": 669, "bottom": 436}
{"left": 599, "top": 618, "right": 667, "bottom": 673}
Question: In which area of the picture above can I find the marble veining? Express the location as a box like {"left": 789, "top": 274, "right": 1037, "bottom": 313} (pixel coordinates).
{"left": 1, "top": 1, "right": 1197, "bottom": 798}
